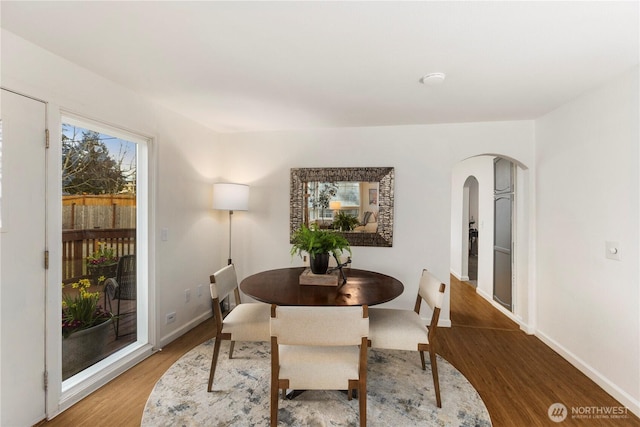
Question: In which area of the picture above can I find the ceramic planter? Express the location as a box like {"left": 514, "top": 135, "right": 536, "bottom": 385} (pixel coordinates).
{"left": 62, "top": 317, "right": 113, "bottom": 380}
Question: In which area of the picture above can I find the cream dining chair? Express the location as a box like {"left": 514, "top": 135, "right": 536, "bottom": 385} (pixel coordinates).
{"left": 207, "top": 264, "right": 271, "bottom": 392}
{"left": 270, "top": 305, "right": 369, "bottom": 427}
{"left": 368, "top": 268, "right": 446, "bottom": 407}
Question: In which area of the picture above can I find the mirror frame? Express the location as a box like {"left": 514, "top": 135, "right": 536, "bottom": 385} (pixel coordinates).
{"left": 290, "top": 167, "right": 394, "bottom": 247}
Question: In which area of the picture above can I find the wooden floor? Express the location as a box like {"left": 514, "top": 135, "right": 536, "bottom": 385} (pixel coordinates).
{"left": 438, "top": 276, "right": 639, "bottom": 426}
{"left": 41, "top": 276, "right": 638, "bottom": 426}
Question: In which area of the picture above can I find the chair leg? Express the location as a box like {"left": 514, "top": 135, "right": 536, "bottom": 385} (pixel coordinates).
{"left": 419, "top": 350, "right": 426, "bottom": 370}
{"left": 359, "top": 380, "right": 367, "bottom": 427}
{"left": 207, "top": 337, "right": 223, "bottom": 392}
{"left": 348, "top": 379, "right": 358, "bottom": 400}
{"left": 115, "top": 297, "right": 122, "bottom": 339}
{"left": 429, "top": 348, "right": 442, "bottom": 408}
{"left": 105, "top": 294, "right": 117, "bottom": 336}
{"left": 229, "top": 340, "right": 236, "bottom": 359}
{"left": 270, "top": 380, "right": 279, "bottom": 426}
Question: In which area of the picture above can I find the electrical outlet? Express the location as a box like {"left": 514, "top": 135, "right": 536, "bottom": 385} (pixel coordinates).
{"left": 185, "top": 288, "right": 191, "bottom": 303}
{"left": 166, "top": 312, "right": 176, "bottom": 324}
{"left": 197, "top": 284, "right": 203, "bottom": 297}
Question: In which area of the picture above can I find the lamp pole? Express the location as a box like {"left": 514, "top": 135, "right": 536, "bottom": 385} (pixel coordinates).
{"left": 227, "top": 210, "right": 234, "bottom": 265}
{"left": 212, "top": 182, "right": 249, "bottom": 266}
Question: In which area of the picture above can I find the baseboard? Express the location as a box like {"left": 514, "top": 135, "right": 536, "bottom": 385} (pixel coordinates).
{"left": 475, "top": 287, "right": 529, "bottom": 332}
{"left": 476, "top": 286, "right": 492, "bottom": 302}
{"left": 536, "top": 329, "right": 640, "bottom": 417}
{"left": 450, "top": 270, "right": 471, "bottom": 283}
{"left": 159, "top": 310, "right": 212, "bottom": 348}
{"left": 55, "top": 343, "right": 155, "bottom": 417}
{"left": 438, "top": 318, "right": 452, "bottom": 328}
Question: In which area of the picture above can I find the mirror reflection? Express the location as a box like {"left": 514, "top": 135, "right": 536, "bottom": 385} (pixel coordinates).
{"left": 306, "top": 181, "right": 379, "bottom": 232}
{"left": 290, "top": 167, "right": 394, "bottom": 247}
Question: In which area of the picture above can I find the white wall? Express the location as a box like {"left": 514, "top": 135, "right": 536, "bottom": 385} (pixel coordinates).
{"left": 1, "top": 30, "right": 225, "bottom": 418}
{"left": 535, "top": 66, "right": 639, "bottom": 414}
{"left": 220, "top": 122, "right": 535, "bottom": 324}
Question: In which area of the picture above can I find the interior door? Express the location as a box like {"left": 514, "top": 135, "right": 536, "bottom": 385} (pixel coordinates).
{"left": 493, "top": 157, "right": 513, "bottom": 311}
{"left": 0, "top": 89, "right": 47, "bottom": 425}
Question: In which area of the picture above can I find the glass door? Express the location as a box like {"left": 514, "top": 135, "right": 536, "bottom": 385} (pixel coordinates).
{"left": 60, "top": 116, "right": 142, "bottom": 381}
{"left": 493, "top": 157, "right": 514, "bottom": 311}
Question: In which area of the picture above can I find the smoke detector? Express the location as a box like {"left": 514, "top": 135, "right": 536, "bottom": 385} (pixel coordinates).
{"left": 420, "top": 73, "right": 446, "bottom": 85}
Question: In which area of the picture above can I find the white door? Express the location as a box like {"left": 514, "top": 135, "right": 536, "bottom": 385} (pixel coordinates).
{"left": 0, "top": 89, "right": 47, "bottom": 426}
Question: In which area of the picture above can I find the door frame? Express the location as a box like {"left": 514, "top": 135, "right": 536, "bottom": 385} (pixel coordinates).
{"left": 46, "top": 110, "right": 157, "bottom": 418}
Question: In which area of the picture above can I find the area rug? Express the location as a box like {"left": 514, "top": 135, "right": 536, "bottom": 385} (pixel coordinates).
{"left": 142, "top": 340, "right": 491, "bottom": 426}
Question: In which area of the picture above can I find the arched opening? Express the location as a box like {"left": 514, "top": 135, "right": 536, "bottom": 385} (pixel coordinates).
{"left": 451, "top": 154, "right": 533, "bottom": 331}
{"left": 463, "top": 176, "right": 479, "bottom": 287}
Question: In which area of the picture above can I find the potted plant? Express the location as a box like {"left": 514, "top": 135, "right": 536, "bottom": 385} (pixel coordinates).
{"left": 290, "top": 224, "right": 351, "bottom": 274}
{"left": 61, "top": 278, "right": 113, "bottom": 379}
{"left": 333, "top": 211, "right": 360, "bottom": 231}
{"left": 86, "top": 242, "right": 118, "bottom": 285}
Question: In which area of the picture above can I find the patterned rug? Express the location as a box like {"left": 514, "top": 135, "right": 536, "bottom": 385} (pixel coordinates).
{"left": 142, "top": 340, "right": 491, "bottom": 426}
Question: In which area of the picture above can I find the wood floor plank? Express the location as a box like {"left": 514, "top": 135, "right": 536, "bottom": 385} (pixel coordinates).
{"left": 40, "top": 276, "right": 639, "bottom": 426}
{"left": 438, "top": 276, "right": 639, "bottom": 426}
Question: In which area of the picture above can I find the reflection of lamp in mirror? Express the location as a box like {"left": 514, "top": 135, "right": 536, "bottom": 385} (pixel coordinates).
{"left": 212, "top": 183, "right": 249, "bottom": 265}
{"left": 329, "top": 201, "right": 341, "bottom": 218}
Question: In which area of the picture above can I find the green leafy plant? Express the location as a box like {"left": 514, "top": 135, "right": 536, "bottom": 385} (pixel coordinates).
{"left": 86, "top": 242, "right": 118, "bottom": 266}
{"left": 290, "top": 224, "right": 352, "bottom": 259}
{"left": 332, "top": 211, "right": 360, "bottom": 231}
{"left": 62, "top": 278, "right": 112, "bottom": 338}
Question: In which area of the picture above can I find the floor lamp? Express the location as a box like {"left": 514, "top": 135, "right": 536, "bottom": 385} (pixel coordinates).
{"left": 212, "top": 183, "right": 249, "bottom": 265}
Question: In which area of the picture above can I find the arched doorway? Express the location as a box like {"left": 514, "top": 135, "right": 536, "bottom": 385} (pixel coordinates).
{"left": 462, "top": 176, "right": 479, "bottom": 287}
{"left": 451, "top": 154, "right": 533, "bottom": 331}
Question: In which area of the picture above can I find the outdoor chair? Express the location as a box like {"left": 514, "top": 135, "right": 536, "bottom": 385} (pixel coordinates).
{"left": 104, "top": 255, "right": 136, "bottom": 339}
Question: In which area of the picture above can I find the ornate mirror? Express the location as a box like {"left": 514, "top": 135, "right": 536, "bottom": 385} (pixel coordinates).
{"left": 290, "top": 167, "right": 394, "bottom": 247}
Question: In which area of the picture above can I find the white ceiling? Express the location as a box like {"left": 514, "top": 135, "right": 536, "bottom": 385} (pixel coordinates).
{"left": 2, "top": 1, "right": 638, "bottom": 133}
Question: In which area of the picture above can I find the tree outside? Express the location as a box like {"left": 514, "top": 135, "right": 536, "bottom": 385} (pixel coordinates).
{"left": 62, "top": 124, "right": 136, "bottom": 195}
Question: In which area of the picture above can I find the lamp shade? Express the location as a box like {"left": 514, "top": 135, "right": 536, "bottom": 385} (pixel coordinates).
{"left": 329, "top": 201, "right": 341, "bottom": 210}
{"left": 212, "top": 183, "right": 249, "bottom": 211}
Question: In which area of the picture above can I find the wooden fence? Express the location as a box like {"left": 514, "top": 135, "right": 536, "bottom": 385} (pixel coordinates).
{"left": 62, "top": 228, "right": 136, "bottom": 283}
{"left": 62, "top": 194, "right": 136, "bottom": 230}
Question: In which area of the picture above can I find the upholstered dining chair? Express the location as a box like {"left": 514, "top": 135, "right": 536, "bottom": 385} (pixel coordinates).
{"left": 103, "top": 254, "right": 136, "bottom": 339}
{"left": 207, "top": 264, "right": 271, "bottom": 392}
{"left": 270, "top": 305, "right": 369, "bottom": 427}
{"left": 368, "top": 269, "right": 446, "bottom": 407}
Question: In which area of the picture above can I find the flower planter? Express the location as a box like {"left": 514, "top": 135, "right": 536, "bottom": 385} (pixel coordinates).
{"left": 87, "top": 263, "right": 118, "bottom": 285}
{"left": 310, "top": 253, "right": 330, "bottom": 274}
{"left": 62, "top": 318, "right": 113, "bottom": 380}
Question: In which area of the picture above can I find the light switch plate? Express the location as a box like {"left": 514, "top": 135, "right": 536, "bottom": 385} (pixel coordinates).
{"left": 605, "top": 241, "right": 620, "bottom": 261}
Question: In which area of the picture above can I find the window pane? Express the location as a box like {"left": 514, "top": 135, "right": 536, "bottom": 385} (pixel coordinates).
{"left": 61, "top": 122, "right": 138, "bottom": 380}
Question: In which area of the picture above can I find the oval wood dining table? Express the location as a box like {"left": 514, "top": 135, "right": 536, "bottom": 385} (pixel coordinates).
{"left": 240, "top": 267, "right": 404, "bottom": 306}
